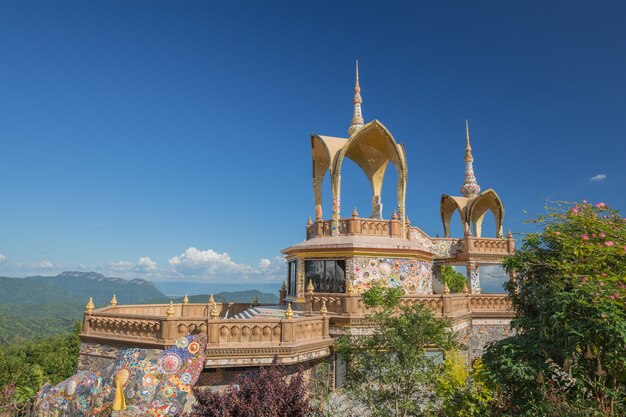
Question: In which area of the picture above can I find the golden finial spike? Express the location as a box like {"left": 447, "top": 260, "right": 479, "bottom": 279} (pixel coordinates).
{"left": 462, "top": 282, "right": 469, "bottom": 294}
{"left": 285, "top": 303, "right": 294, "bottom": 319}
{"left": 183, "top": 294, "right": 189, "bottom": 305}
{"left": 465, "top": 118, "right": 471, "bottom": 148}
{"left": 352, "top": 206, "right": 358, "bottom": 217}
{"left": 348, "top": 59, "right": 364, "bottom": 136}
{"left": 166, "top": 301, "right": 175, "bottom": 317}
{"left": 307, "top": 217, "right": 313, "bottom": 227}
{"left": 443, "top": 282, "right": 451, "bottom": 295}
{"left": 110, "top": 294, "right": 117, "bottom": 306}
{"left": 320, "top": 300, "right": 328, "bottom": 315}
{"left": 252, "top": 295, "right": 259, "bottom": 306}
{"left": 86, "top": 297, "right": 95, "bottom": 312}
{"left": 209, "top": 294, "right": 215, "bottom": 304}
{"left": 306, "top": 279, "right": 315, "bottom": 293}
{"left": 280, "top": 281, "right": 286, "bottom": 291}
{"left": 345, "top": 278, "right": 353, "bottom": 294}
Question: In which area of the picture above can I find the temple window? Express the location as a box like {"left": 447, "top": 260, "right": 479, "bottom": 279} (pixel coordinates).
{"left": 287, "top": 260, "right": 297, "bottom": 296}
{"left": 304, "top": 259, "right": 346, "bottom": 293}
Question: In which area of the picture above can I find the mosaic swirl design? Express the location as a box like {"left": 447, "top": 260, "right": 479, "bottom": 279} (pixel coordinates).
{"left": 351, "top": 256, "right": 432, "bottom": 294}
{"left": 34, "top": 334, "right": 207, "bottom": 417}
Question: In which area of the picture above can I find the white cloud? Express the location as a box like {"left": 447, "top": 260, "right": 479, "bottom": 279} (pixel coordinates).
{"left": 137, "top": 256, "right": 157, "bottom": 272}
{"left": 168, "top": 247, "right": 254, "bottom": 276}
{"left": 259, "top": 258, "right": 271, "bottom": 269}
{"left": 0, "top": 254, "right": 6, "bottom": 264}
{"left": 590, "top": 174, "right": 607, "bottom": 182}
{"left": 106, "top": 260, "right": 134, "bottom": 271}
{"left": 39, "top": 260, "right": 55, "bottom": 269}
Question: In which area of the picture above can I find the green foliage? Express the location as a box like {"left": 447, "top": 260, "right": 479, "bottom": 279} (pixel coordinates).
{"left": 335, "top": 285, "right": 459, "bottom": 417}
{"left": 0, "top": 322, "right": 81, "bottom": 410}
{"left": 433, "top": 353, "right": 493, "bottom": 417}
{"left": 484, "top": 201, "right": 626, "bottom": 416}
{"left": 439, "top": 265, "right": 466, "bottom": 293}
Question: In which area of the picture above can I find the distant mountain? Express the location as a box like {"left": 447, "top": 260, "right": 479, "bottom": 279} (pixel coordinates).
{"left": 0, "top": 271, "right": 278, "bottom": 344}
{"left": 0, "top": 271, "right": 165, "bottom": 307}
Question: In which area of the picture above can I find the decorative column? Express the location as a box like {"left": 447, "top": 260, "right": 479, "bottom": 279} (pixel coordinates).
{"left": 466, "top": 262, "right": 481, "bottom": 294}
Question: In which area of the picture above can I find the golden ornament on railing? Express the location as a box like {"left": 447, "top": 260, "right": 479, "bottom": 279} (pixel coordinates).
{"left": 285, "top": 303, "right": 293, "bottom": 319}
{"left": 110, "top": 294, "right": 118, "bottom": 306}
{"left": 462, "top": 282, "right": 469, "bottom": 294}
{"left": 166, "top": 301, "right": 175, "bottom": 317}
{"left": 345, "top": 278, "right": 353, "bottom": 294}
{"left": 85, "top": 297, "right": 95, "bottom": 312}
{"left": 320, "top": 300, "right": 327, "bottom": 316}
{"left": 183, "top": 294, "right": 189, "bottom": 305}
{"left": 443, "top": 282, "right": 450, "bottom": 295}
{"left": 306, "top": 217, "right": 313, "bottom": 227}
{"left": 306, "top": 279, "right": 315, "bottom": 293}
{"left": 208, "top": 294, "right": 218, "bottom": 319}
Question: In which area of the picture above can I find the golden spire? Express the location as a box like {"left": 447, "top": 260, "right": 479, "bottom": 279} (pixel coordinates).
{"left": 110, "top": 294, "right": 117, "bottom": 306}
{"left": 460, "top": 119, "right": 481, "bottom": 197}
{"left": 306, "top": 279, "right": 315, "bottom": 293}
{"left": 166, "top": 301, "right": 175, "bottom": 317}
{"left": 345, "top": 278, "right": 353, "bottom": 294}
{"left": 208, "top": 294, "right": 218, "bottom": 319}
{"left": 320, "top": 300, "right": 328, "bottom": 316}
{"left": 348, "top": 60, "right": 364, "bottom": 136}
{"left": 443, "top": 282, "right": 450, "bottom": 295}
{"left": 285, "top": 303, "right": 294, "bottom": 319}
{"left": 85, "top": 297, "right": 95, "bottom": 312}
{"left": 462, "top": 282, "right": 469, "bottom": 294}
{"left": 183, "top": 294, "right": 189, "bottom": 305}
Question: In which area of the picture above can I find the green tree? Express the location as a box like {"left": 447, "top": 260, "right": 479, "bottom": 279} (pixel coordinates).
{"left": 335, "top": 285, "right": 459, "bottom": 417}
{"left": 439, "top": 265, "right": 466, "bottom": 293}
{"left": 483, "top": 201, "right": 626, "bottom": 416}
{"left": 0, "top": 322, "right": 81, "bottom": 411}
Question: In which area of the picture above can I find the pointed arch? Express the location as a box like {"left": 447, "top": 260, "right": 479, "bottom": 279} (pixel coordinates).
{"left": 331, "top": 120, "right": 408, "bottom": 226}
{"left": 468, "top": 189, "right": 504, "bottom": 238}
{"left": 311, "top": 135, "right": 347, "bottom": 218}
{"left": 440, "top": 195, "right": 468, "bottom": 238}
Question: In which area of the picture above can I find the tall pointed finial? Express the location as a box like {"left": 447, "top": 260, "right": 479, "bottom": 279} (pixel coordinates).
{"left": 460, "top": 119, "right": 481, "bottom": 197}
{"left": 285, "top": 303, "right": 294, "bottom": 319}
{"left": 110, "top": 294, "right": 117, "bottom": 306}
{"left": 86, "top": 297, "right": 95, "bottom": 312}
{"left": 183, "top": 294, "right": 189, "bottom": 305}
{"left": 348, "top": 60, "right": 364, "bottom": 136}
{"left": 166, "top": 301, "right": 175, "bottom": 317}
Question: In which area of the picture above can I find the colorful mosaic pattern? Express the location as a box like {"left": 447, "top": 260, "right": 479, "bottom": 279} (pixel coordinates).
{"left": 351, "top": 257, "right": 432, "bottom": 294}
{"left": 34, "top": 334, "right": 207, "bottom": 417}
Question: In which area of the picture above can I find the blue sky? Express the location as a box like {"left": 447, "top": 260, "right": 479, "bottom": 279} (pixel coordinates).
{"left": 0, "top": 1, "right": 624, "bottom": 287}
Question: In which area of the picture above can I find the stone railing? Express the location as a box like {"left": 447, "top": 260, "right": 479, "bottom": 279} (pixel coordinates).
{"left": 306, "top": 217, "right": 406, "bottom": 239}
{"left": 304, "top": 292, "right": 513, "bottom": 321}
{"left": 81, "top": 303, "right": 331, "bottom": 351}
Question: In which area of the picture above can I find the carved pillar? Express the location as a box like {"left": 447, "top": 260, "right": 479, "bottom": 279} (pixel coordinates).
{"left": 331, "top": 175, "right": 341, "bottom": 237}
{"left": 297, "top": 258, "right": 305, "bottom": 300}
{"left": 208, "top": 319, "right": 219, "bottom": 344}
{"left": 466, "top": 262, "right": 481, "bottom": 294}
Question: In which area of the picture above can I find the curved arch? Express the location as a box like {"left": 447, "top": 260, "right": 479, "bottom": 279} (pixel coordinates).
{"left": 311, "top": 135, "right": 347, "bottom": 219}
{"left": 330, "top": 120, "right": 408, "bottom": 231}
{"left": 440, "top": 195, "right": 468, "bottom": 238}
{"left": 468, "top": 189, "right": 505, "bottom": 238}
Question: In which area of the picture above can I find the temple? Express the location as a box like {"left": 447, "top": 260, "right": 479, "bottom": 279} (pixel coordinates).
{"left": 78, "top": 64, "right": 516, "bottom": 391}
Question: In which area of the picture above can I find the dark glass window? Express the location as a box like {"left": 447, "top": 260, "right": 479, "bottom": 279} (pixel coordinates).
{"left": 287, "top": 261, "right": 297, "bottom": 296}
{"left": 304, "top": 259, "right": 345, "bottom": 293}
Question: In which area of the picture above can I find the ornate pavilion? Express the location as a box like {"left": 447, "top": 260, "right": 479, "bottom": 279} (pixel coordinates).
{"left": 78, "top": 64, "right": 516, "bottom": 390}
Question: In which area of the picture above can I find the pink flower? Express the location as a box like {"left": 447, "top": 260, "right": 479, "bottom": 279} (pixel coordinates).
{"left": 592, "top": 233, "right": 597, "bottom": 238}
{"left": 601, "top": 273, "right": 607, "bottom": 277}
{"left": 582, "top": 199, "right": 587, "bottom": 203}
{"left": 571, "top": 207, "right": 580, "bottom": 214}
{"left": 599, "top": 233, "right": 606, "bottom": 238}
{"left": 596, "top": 202, "right": 606, "bottom": 208}
{"left": 609, "top": 295, "right": 615, "bottom": 300}
{"left": 599, "top": 282, "right": 605, "bottom": 287}
{"left": 555, "top": 231, "right": 561, "bottom": 235}
{"left": 581, "top": 234, "right": 590, "bottom": 240}
{"left": 605, "top": 241, "right": 615, "bottom": 247}
{"left": 601, "top": 313, "right": 607, "bottom": 319}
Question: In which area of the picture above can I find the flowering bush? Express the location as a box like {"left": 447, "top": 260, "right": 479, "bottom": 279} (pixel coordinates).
{"left": 484, "top": 201, "right": 626, "bottom": 416}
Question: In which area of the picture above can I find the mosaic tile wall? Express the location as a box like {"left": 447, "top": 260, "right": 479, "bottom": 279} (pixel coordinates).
{"left": 348, "top": 256, "right": 432, "bottom": 294}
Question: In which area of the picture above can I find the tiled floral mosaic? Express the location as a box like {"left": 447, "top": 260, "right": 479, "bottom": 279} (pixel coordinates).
{"left": 349, "top": 257, "right": 432, "bottom": 294}
{"left": 34, "top": 334, "right": 207, "bottom": 417}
